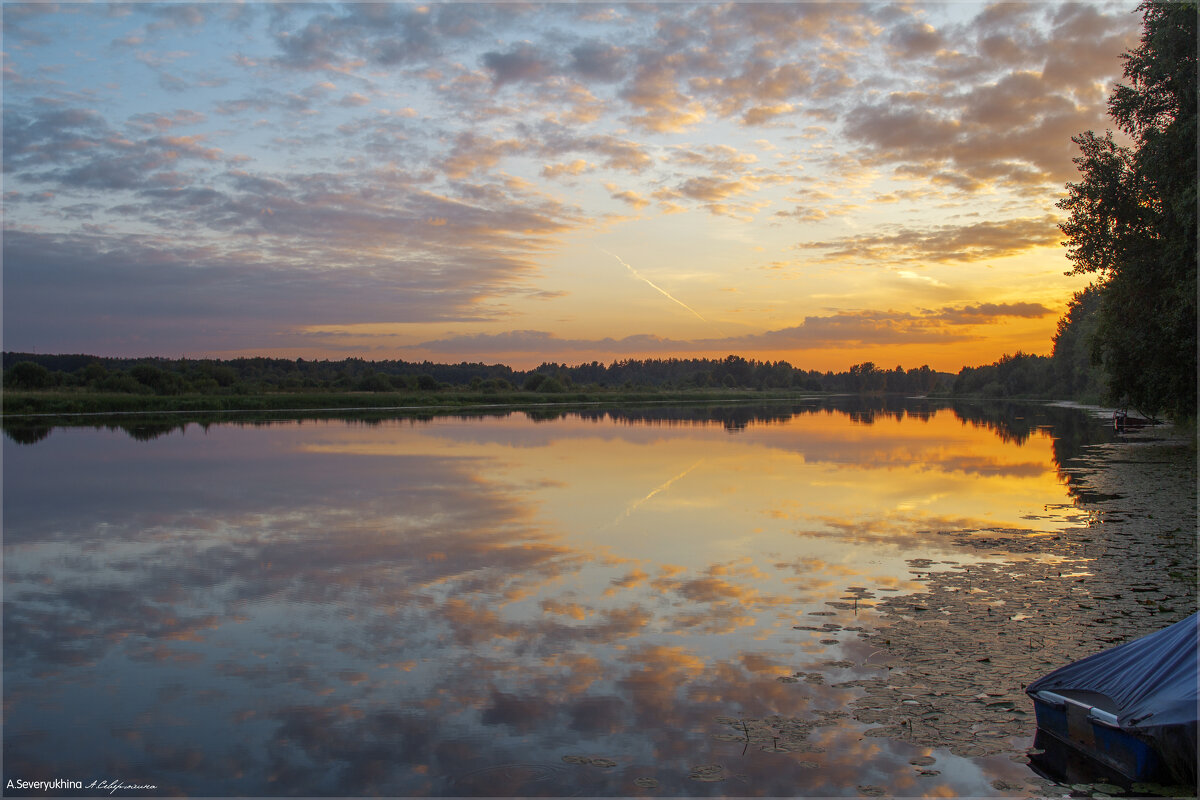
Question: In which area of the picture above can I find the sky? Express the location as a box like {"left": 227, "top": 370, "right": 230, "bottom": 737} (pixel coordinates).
{"left": 2, "top": 1, "right": 1143, "bottom": 371}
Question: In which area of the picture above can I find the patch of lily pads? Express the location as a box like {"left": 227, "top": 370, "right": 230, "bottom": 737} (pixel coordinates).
{"left": 762, "top": 431, "right": 1196, "bottom": 797}
{"left": 846, "top": 435, "right": 1193, "bottom": 794}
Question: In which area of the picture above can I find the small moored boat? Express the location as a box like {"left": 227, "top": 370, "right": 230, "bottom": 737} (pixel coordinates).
{"left": 1026, "top": 612, "right": 1197, "bottom": 787}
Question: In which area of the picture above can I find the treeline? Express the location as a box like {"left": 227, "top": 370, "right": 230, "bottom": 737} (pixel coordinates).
{"left": 1, "top": 352, "right": 953, "bottom": 397}
{"left": 1052, "top": 2, "right": 1196, "bottom": 419}
{"left": 952, "top": 288, "right": 1107, "bottom": 403}
{"left": 961, "top": 3, "right": 1195, "bottom": 420}
{"left": 0, "top": 342, "right": 1113, "bottom": 406}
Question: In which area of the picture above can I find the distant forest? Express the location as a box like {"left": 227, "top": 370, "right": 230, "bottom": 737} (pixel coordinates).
{"left": 2, "top": 352, "right": 957, "bottom": 397}
{"left": 2, "top": 347, "right": 1111, "bottom": 405}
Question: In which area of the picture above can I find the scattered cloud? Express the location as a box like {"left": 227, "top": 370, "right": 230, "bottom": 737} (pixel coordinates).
{"left": 605, "top": 184, "right": 651, "bottom": 210}
{"left": 797, "top": 216, "right": 1063, "bottom": 263}
{"left": 2, "top": 1, "right": 1137, "bottom": 364}
{"left": 483, "top": 43, "right": 553, "bottom": 88}
{"left": 410, "top": 300, "right": 1054, "bottom": 359}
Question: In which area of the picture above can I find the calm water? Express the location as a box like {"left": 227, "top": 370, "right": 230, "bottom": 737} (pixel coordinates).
{"left": 3, "top": 399, "right": 1112, "bottom": 796}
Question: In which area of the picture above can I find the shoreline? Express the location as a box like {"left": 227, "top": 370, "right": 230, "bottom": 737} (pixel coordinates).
{"left": 846, "top": 419, "right": 1197, "bottom": 795}
{"left": 1, "top": 387, "right": 826, "bottom": 419}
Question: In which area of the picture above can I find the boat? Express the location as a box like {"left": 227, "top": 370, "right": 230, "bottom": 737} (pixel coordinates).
{"left": 1112, "top": 409, "right": 1154, "bottom": 433}
{"left": 1026, "top": 612, "right": 1197, "bottom": 787}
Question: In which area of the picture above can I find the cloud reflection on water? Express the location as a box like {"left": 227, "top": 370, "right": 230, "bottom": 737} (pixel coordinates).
{"left": 3, "top": 402, "right": 1085, "bottom": 795}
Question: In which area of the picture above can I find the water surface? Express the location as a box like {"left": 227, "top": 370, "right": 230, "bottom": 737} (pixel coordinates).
{"left": 3, "top": 399, "right": 1112, "bottom": 796}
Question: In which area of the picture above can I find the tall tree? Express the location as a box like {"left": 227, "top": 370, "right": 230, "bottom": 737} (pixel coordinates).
{"left": 1057, "top": 1, "right": 1196, "bottom": 418}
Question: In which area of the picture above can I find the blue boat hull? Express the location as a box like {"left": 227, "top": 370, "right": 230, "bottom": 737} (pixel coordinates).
{"left": 1031, "top": 690, "right": 1167, "bottom": 783}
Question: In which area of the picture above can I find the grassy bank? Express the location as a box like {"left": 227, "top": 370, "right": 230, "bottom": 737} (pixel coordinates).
{"left": 1, "top": 386, "right": 821, "bottom": 418}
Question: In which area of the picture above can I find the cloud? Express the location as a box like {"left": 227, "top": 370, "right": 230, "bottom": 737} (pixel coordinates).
{"left": 621, "top": 52, "right": 708, "bottom": 133}
{"left": 934, "top": 302, "right": 1053, "bottom": 323}
{"left": 841, "top": 3, "right": 1139, "bottom": 191}
{"left": 718, "top": 310, "right": 971, "bottom": 349}
{"left": 742, "top": 103, "right": 796, "bottom": 126}
{"left": 569, "top": 40, "right": 627, "bottom": 82}
{"left": 677, "top": 175, "right": 757, "bottom": 203}
{"left": 1, "top": 167, "right": 578, "bottom": 352}
{"left": 409, "top": 300, "right": 1052, "bottom": 360}
{"left": 4, "top": 104, "right": 227, "bottom": 192}
{"left": 412, "top": 331, "right": 687, "bottom": 356}
{"left": 439, "top": 131, "right": 526, "bottom": 179}
{"left": 126, "top": 109, "right": 207, "bottom": 132}
{"left": 483, "top": 43, "right": 553, "bottom": 87}
{"left": 797, "top": 215, "right": 1063, "bottom": 263}
{"left": 887, "top": 21, "right": 944, "bottom": 58}
{"left": 605, "top": 184, "right": 650, "bottom": 210}
{"left": 534, "top": 125, "right": 654, "bottom": 173}
{"left": 542, "top": 159, "right": 591, "bottom": 179}
{"left": 337, "top": 92, "right": 370, "bottom": 107}
{"left": 145, "top": 3, "right": 207, "bottom": 32}
{"left": 842, "top": 104, "right": 962, "bottom": 159}
{"left": 670, "top": 143, "right": 758, "bottom": 171}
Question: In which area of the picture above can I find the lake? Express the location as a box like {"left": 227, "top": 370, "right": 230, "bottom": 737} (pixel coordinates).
{"left": 2, "top": 398, "right": 1132, "bottom": 796}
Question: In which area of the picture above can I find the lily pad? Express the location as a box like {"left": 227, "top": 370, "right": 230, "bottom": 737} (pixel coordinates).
{"left": 863, "top": 726, "right": 907, "bottom": 737}
{"left": 1130, "top": 783, "right": 1194, "bottom": 797}
{"left": 689, "top": 764, "right": 725, "bottom": 782}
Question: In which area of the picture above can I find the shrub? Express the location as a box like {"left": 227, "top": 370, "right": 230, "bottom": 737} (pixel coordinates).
{"left": 4, "top": 361, "right": 54, "bottom": 390}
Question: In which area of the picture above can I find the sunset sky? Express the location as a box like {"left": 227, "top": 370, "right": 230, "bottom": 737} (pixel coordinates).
{"left": 2, "top": 1, "right": 1141, "bottom": 371}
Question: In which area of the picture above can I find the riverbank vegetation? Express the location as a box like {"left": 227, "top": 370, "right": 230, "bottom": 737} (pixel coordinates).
{"left": 1, "top": 354, "right": 953, "bottom": 416}
{"left": 1052, "top": 1, "right": 1196, "bottom": 419}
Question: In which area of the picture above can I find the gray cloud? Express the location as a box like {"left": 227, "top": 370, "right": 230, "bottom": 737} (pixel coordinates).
{"left": 888, "top": 21, "right": 944, "bottom": 57}
{"left": 268, "top": 3, "right": 494, "bottom": 72}
{"left": 413, "top": 330, "right": 685, "bottom": 356}
{"left": 798, "top": 216, "right": 1063, "bottom": 263}
{"left": 483, "top": 43, "right": 553, "bottom": 88}
{"left": 842, "top": 2, "right": 1139, "bottom": 191}
{"left": 0, "top": 218, "right": 551, "bottom": 353}
{"left": 412, "top": 301, "right": 1051, "bottom": 359}
{"left": 570, "top": 40, "right": 627, "bottom": 83}
{"left": 933, "top": 302, "right": 1054, "bottom": 323}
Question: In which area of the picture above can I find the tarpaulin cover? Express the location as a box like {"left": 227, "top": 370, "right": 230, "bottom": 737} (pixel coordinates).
{"left": 1027, "top": 612, "right": 1198, "bottom": 784}
{"left": 1027, "top": 612, "right": 1197, "bottom": 730}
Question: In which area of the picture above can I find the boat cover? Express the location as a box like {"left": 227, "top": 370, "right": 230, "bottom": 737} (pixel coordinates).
{"left": 1027, "top": 612, "right": 1198, "bottom": 782}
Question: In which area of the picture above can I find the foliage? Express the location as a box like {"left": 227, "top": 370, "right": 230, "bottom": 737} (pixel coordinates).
{"left": 3, "top": 361, "right": 55, "bottom": 390}
{"left": 3, "top": 351, "right": 956, "bottom": 402}
{"left": 1057, "top": 1, "right": 1197, "bottom": 418}
{"left": 1051, "top": 286, "right": 1108, "bottom": 401}
{"left": 953, "top": 352, "right": 1054, "bottom": 400}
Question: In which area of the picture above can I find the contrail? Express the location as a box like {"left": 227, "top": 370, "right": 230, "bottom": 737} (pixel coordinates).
{"left": 602, "top": 460, "right": 705, "bottom": 529}
{"left": 602, "top": 249, "right": 707, "bottom": 322}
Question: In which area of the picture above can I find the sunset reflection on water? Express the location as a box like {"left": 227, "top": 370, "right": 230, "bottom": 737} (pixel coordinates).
{"left": 3, "top": 401, "right": 1099, "bottom": 796}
